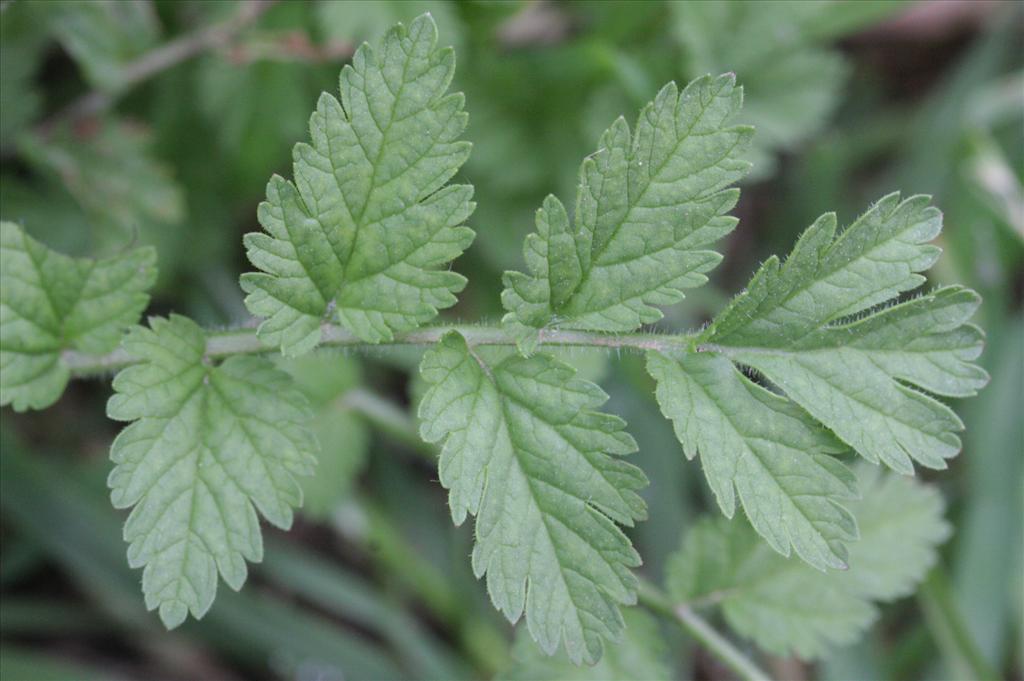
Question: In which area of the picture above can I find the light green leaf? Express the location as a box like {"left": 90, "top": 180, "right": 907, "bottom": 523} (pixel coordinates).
{"left": 501, "top": 74, "right": 751, "bottom": 350}
{"left": 418, "top": 332, "right": 646, "bottom": 664}
{"left": 703, "top": 193, "right": 988, "bottom": 474}
{"left": 646, "top": 350, "right": 858, "bottom": 571}
{"left": 668, "top": 465, "right": 950, "bottom": 659}
{"left": 0, "top": 221, "right": 156, "bottom": 411}
{"left": 241, "top": 14, "right": 474, "bottom": 354}
{"left": 107, "top": 315, "right": 317, "bottom": 628}
{"left": 499, "top": 609, "right": 671, "bottom": 681}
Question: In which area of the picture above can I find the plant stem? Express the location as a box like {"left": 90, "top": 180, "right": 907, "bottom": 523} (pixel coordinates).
{"left": 637, "top": 578, "right": 772, "bottom": 681}
{"left": 62, "top": 322, "right": 699, "bottom": 376}
{"left": 341, "top": 388, "right": 435, "bottom": 461}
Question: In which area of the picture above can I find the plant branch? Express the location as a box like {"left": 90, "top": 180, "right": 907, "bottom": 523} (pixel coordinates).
{"left": 341, "top": 388, "right": 435, "bottom": 460}
{"left": 637, "top": 579, "right": 772, "bottom": 681}
{"left": 40, "top": 0, "right": 277, "bottom": 132}
{"left": 62, "top": 323, "right": 699, "bottom": 376}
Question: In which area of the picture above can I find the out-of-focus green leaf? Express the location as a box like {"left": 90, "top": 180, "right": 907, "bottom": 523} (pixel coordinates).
{"left": 0, "top": 177, "right": 94, "bottom": 256}
{"left": 18, "top": 120, "right": 186, "bottom": 279}
{"left": 316, "top": 0, "right": 463, "bottom": 53}
{"left": 668, "top": 465, "right": 950, "bottom": 658}
{"left": 279, "top": 353, "right": 368, "bottom": 518}
{"left": 962, "top": 130, "right": 1024, "bottom": 242}
{"left": 48, "top": 0, "right": 160, "bottom": 92}
{"left": 260, "top": 539, "right": 470, "bottom": 679}
{"left": 953, "top": 317, "right": 1024, "bottom": 666}
{"left": 185, "top": 1, "right": 334, "bottom": 198}
{"left": 499, "top": 609, "right": 671, "bottom": 680}
{"left": 0, "top": 2, "right": 47, "bottom": 149}
{"left": 671, "top": 1, "right": 902, "bottom": 177}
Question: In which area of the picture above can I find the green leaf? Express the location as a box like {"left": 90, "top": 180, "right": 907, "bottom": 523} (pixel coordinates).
{"left": 646, "top": 350, "right": 858, "bottom": 571}
{"left": 668, "top": 465, "right": 950, "bottom": 659}
{"left": 0, "top": 221, "right": 156, "bottom": 411}
{"left": 278, "top": 353, "right": 368, "bottom": 519}
{"left": 499, "top": 609, "right": 671, "bottom": 681}
{"left": 670, "top": 1, "right": 902, "bottom": 176}
{"left": 106, "top": 315, "right": 317, "bottom": 628}
{"left": 48, "top": 0, "right": 160, "bottom": 92}
{"left": 0, "top": 2, "right": 47, "bottom": 150}
{"left": 18, "top": 119, "right": 187, "bottom": 269}
{"left": 241, "top": 13, "right": 474, "bottom": 354}
{"left": 703, "top": 193, "right": 988, "bottom": 474}
{"left": 501, "top": 73, "right": 751, "bottom": 350}
{"left": 418, "top": 332, "right": 646, "bottom": 664}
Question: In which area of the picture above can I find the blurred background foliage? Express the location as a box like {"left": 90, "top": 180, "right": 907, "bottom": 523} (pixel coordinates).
{"left": 0, "top": 1, "right": 1021, "bottom": 680}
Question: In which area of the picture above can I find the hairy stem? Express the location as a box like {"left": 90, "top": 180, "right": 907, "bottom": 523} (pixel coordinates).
{"left": 637, "top": 579, "right": 773, "bottom": 681}
{"left": 62, "top": 323, "right": 699, "bottom": 376}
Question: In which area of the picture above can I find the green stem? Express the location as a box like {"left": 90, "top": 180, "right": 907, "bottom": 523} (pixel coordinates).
{"left": 637, "top": 579, "right": 772, "bottom": 681}
{"left": 62, "top": 323, "right": 699, "bottom": 376}
{"left": 341, "top": 388, "right": 434, "bottom": 460}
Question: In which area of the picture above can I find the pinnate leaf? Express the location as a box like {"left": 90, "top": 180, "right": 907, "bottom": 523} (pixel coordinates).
{"left": 418, "top": 332, "right": 646, "bottom": 664}
{"left": 646, "top": 350, "right": 858, "bottom": 571}
{"left": 241, "top": 14, "right": 474, "bottom": 354}
{"left": 107, "top": 315, "right": 317, "bottom": 628}
{"left": 1, "top": 221, "right": 155, "bottom": 411}
{"left": 702, "top": 193, "right": 988, "bottom": 473}
{"left": 667, "top": 465, "right": 950, "bottom": 658}
{"left": 501, "top": 74, "right": 751, "bottom": 350}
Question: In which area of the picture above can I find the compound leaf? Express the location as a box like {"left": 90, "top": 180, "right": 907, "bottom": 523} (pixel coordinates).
{"left": 241, "top": 13, "right": 474, "bottom": 354}
{"left": 107, "top": 315, "right": 317, "bottom": 628}
{"left": 501, "top": 74, "right": 751, "bottom": 351}
{"left": 703, "top": 194, "right": 988, "bottom": 473}
{"left": 668, "top": 465, "right": 950, "bottom": 658}
{"left": 646, "top": 350, "right": 858, "bottom": 571}
{"left": 0, "top": 221, "right": 156, "bottom": 411}
{"left": 418, "top": 332, "right": 646, "bottom": 664}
